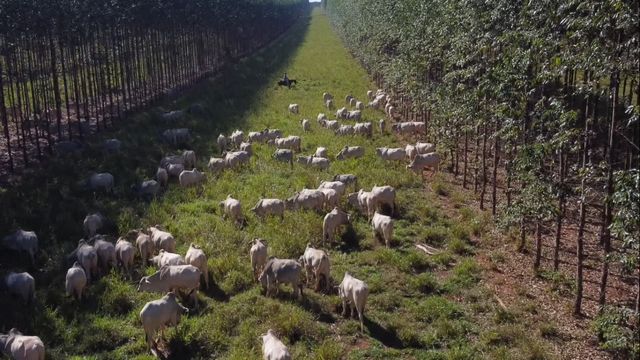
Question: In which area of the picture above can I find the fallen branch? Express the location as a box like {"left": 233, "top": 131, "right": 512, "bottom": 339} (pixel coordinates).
{"left": 415, "top": 243, "right": 441, "bottom": 255}
{"left": 493, "top": 293, "right": 508, "bottom": 311}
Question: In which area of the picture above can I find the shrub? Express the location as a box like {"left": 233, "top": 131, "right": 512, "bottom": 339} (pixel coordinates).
{"left": 593, "top": 306, "right": 640, "bottom": 358}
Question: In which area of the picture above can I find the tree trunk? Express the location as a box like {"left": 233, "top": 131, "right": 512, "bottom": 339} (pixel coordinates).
{"left": 534, "top": 221, "right": 542, "bottom": 271}
{"left": 463, "top": 125, "right": 468, "bottom": 188}
{"left": 480, "top": 123, "right": 488, "bottom": 210}
{"left": 599, "top": 71, "right": 619, "bottom": 307}
{"left": 0, "top": 53, "right": 13, "bottom": 171}
{"left": 554, "top": 148, "right": 564, "bottom": 271}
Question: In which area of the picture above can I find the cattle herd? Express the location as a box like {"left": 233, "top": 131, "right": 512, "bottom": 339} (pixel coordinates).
{"left": 0, "top": 88, "right": 441, "bottom": 359}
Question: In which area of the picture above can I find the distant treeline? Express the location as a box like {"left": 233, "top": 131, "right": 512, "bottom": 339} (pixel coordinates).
{"left": 327, "top": 0, "right": 638, "bottom": 354}
{"left": 0, "top": 0, "right": 307, "bottom": 173}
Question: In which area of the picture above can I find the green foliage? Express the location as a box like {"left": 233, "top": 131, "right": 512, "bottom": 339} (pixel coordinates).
{"left": 593, "top": 306, "right": 640, "bottom": 359}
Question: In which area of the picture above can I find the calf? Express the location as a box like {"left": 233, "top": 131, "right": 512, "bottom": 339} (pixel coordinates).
{"left": 183, "top": 150, "right": 196, "bottom": 169}
{"left": 136, "top": 231, "right": 155, "bottom": 267}
{"left": 69, "top": 239, "right": 98, "bottom": 283}
{"left": 301, "top": 119, "right": 310, "bottom": 132}
{"left": 288, "top": 104, "right": 299, "bottom": 114}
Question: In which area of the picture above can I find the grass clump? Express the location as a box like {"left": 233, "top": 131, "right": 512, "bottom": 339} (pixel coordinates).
{"left": 443, "top": 259, "right": 481, "bottom": 293}
{"left": 410, "top": 272, "right": 440, "bottom": 294}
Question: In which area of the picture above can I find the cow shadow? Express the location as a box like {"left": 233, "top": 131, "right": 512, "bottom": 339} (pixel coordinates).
{"left": 337, "top": 224, "right": 362, "bottom": 253}
{"left": 200, "top": 278, "right": 229, "bottom": 302}
{"left": 364, "top": 317, "right": 403, "bottom": 349}
{"left": 299, "top": 294, "right": 336, "bottom": 324}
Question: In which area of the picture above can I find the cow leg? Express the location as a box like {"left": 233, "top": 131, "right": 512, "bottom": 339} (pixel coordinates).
{"left": 341, "top": 299, "right": 348, "bottom": 317}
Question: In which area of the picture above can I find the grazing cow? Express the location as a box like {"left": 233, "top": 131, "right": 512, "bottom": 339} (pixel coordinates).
{"left": 83, "top": 213, "right": 105, "bottom": 237}
{"left": 139, "top": 292, "right": 189, "bottom": 352}
{"left": 3, "top": 272, "right": 35, "bottom": 304}
{"left": 185, "top": 244, "right": 209, "bottom": 289}
{"left": 347, "top": 110, "right": 361, "bottom": 120}
{"left": 250, "top": 238, "right": 268, "bottom": 281}
{"left": 162, "top": 128, "right": 191, "bottom": 146}
{"left": 183, "top": 150, "right": 196, "bottom": 169}
{"left": 160, "top": 154, "right": 185, "bottom": 168}
{"left": 251, "top": 199, "right": 285, "bottom": 220}
{"left": 259, "top": 258, "right": 303, "bottom": 299}
{"left": 92, "top": 236, "right": 116, "bottom": 274}
{"left": 219, "top": 195, "right": 243, "bottom": 226}
{"left": 135, "top": 180, "right": 161, "bottom": 199}
{"left": 355, "top": 101, "right": 364, "bottom": 111}
{"left": 217, "top": 134, "right": 227, "bottom": 153}
{"left": 323, "top": 207, "right": 350, "bottom": 245}
{"left": 86, "top": 172, "right": 114, "bottom": 193}
{"left": 224, "top": 151, "right": 250, "bottom": 169}
{"left": 161, "top": 110, "right": 185, "bottom": 122}
{"left": 1, "top": 229, "right": 38, "bottom": 265}
{"left": 69, "top": 239, "right": 98, "bottom": 283}
{"left": 320, "top": 119, "right": 339, "bottom": 129}
{"left": 415, "top": 142, "right": 435, "bottom": 154}
{"left": 179, "top": 168, "right": 205, "bottom": 187}
{"left": 317, "top": 113, "right": 327, "bottom": 123}
{"left": 375, "top": 147, "right": 406, "bottom": 161}
{"left": 335, "top": 124, "right": 355, "bottom": 136}
{"left": 314, "top": 147, "right": 327, "bottom": 158}
{"left": 299, "top": 244, "right": 331, "bottom": 292}
{"left": 369, "top": 185, "right": 397, "bottom": 217}
{"left": 372, "top": 211, "right": 394, "bottom": 247}
{"left": 336, "top": 107, "right": 348, "bottom": 119}
{"left": 318, "top": 188, "right": 339, "bottom": 209}
{"left": 405, "top": 144, "right": 417, "bottom": 161}
{"left": 207, "top": 157, "right": 226, "bottom": 173}
{"left": 151, "top": 250, "right": 186, "bottom": 268}
{"left": 272, "top": 149, "right": 294, "bottom": 168}
{"left": 284, "top": 189, "right": 325, "bottom": 211}
{"left": 240, "top": 142, "right": 253, "bottom": 156}
{"left": 301, "top": 119, "right": 310, "bottom": 132}
{"left": 65, "top": 262, "right": 87, "bottom": 300}
{"left": 156, "top": 167, "right": 168, "bottom": 187}
{"left": 318, "top": 180, "right": 346, "bottom": 197}
{"left": 263, "top": 128, "right": 283, "bottom": 141}
{"left": 137, "top": 265, "right": 201, "bottom": 306}
{"left": 115, "top": 237, "right": 135, "bottom": 277}
{"left": 247, "top": 131, "right": 265, "bottom": 143}
{"left": 367, "top": 90, "right": 374, "bottom": 100}
{"left": 149, "top": 226, "right": 176, "bottom": 253}
{"left": 333, "top": 174, "right": 358, "bottom": 191}
{"left": 325, "top": 99, "right": 334, "bottom": 109}
{"left": 323, "top": 92, "right": 333, "bottom": 102}
{"left": 230, "top": 130, "right": 244, "bottom": 148}
{"left": 288, "top": 104, "right": 299, "bottom": 114}
{"left": 407, "top": 152, "right": 441, "bottom": 177}
{"left": 353, "top": 122, "right": 372, "bottom": 136}
{"left": 0, "top": 329, "right": 45, "bottom": 360}
{"left": 261, "top": 329, "right": 291, "bottom": 360}
{"left": 345, "top": 94, "right": 353, "bottom": 104}
{"left": 272, "top": 136, "right": 301, "bottom": 152}
{"left": 338, "top": 272, "right": 369, "bottom": 332}
{"left": 378, "top": 119, "right": 386, "bottom": 134}
{"left": 296, "top": 155, "right": 330, "bottom": 170}
{"left": 167, "top": 163, "right": 185, "bottom": 178}
{"left": 349, "top": 98, "right": 357, "bottom": 107}
{"left": 135, "top": 231, "right": 155, "bottom": 267}
{"left": 335, "top": 146, "right": 364, "bottom": 160}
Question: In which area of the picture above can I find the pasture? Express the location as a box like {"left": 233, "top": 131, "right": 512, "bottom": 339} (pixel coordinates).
{"left": 0, "top": 9, "right": 560, "bottom": 359}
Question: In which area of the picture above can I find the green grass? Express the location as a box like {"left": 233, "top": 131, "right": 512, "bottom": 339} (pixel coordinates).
{"left": 0, "top": 8, "right": 561, "bottom": 359}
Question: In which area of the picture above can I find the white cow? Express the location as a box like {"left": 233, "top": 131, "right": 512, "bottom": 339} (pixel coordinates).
{"left": 272, "top": 136, "right": 301, "bottom": 152}
{"left": 137, "top": 265, "right": 201, "bottom": 306}
{"left": 250, "top": 238, "right": 268, "bottom": 281}
{"left": 259, "top": 258, "right": 303, "bottom": 299}
{"left": 179, "top": 168, "right": 205, "bottom": 187}
{"left": 65, "top": 262, "right": 87, "bottom": 300}
{"left": 149, "top": 226, "right": 176, "bottom": 253}
{"left": 93, "top": 236, "right": 116, "bottom": 274}
{"left": 151, "top": 250, "right": 186, "bottom": 268}
{"left": 284, "top": 189, "right": 325, "bottom": 211}
{"left": 224, "top": 151, "right": 250, "bottom": 169}
{"left": 83, "top": 213, "right": 105, "bottom": 237}
{"left": 375, "top": 147, "right": 406, "bottom": 161}
{"left": 415, "top": 142, "right": 435, "bottom": 154}
{"left": 322, "top": 207, "right": 350, "bottom": 245}
{"left": 338, "top": 272, "right": 369, "bottom": 332}
{"left": 87, "top": 172, "right": 114, "bottom": 193}
{"left": 219, "top": 195, "right": 243, "bottom": 226}
{"left": 299, "top": 244, "right": 331, "bottom": 292}
{"left": 0, "top": 329, "right": 45, "bottom": 360}
{"left": 288, "top": 104, "right": 299, "bottom": 114}
{"left": 4, "top": 272, "right": 35, "bottom": 304}
{"left": 230, "top": 130, "right": 244, "bottom": 148}
{"left": 318, "top": 188, "right": 339, "bottom": 209}
{"left": 182, "top": 150, "right": 196, "bottom": 169}
{"left": 185, "top": 244, "right": 209, "bottom": 289}
{"left": 301, "top": 119, "right": 310, "bottom": 132}
{"left": 115, "top": 237, "right": 135, "bottom": 277}
{"left": 251, "top": 199, "right": 286, "bottom": 219}
{"left": 136, "top": 232, "right": 155, "bottom": 267}
{"left": 70, "top": 240, "right": 98, "bottom": 283}
{"left": 317, "top": 113, "right": 327, "bottom": 123}
{"left": 296, "top": 155, "right": 330, "bottom": 170}
{"left": 323, "top": 92, "right": 333, "bottom": 102}
{"left": 372, "top": 211, "right": 394, "bottom": 247}
{"left": 318, "top": 180, "right": 346, "bottom": 197}
{"left": 261, "top": 329, "right": 291, "bottom": 360}
{"left": 407, "top": 152, "right": 441, "bottom": 177}
{"left": 156, "top": 167, "right": 168, "bottom": 187}
{"left": 217, "top": 134, "right": 227, "bottom": 153}
{"left": 240, "top": 142, "right": 253, "bottom": 156}
{"left": 207, "top": 157, "right": 226, "bottom": 173}
{"left": 336, "top": 146, "right": 364, "bottom": 160}
{"left": 1, "top": 229, "right": 38, "bottom": 265}
{"left": 139, "top": 292, "right": 189, "bottom": 352}
{"left": 314, "top": 147, "right": 327, "bottom": 158}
